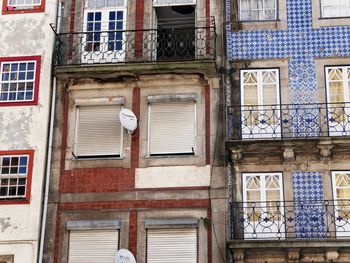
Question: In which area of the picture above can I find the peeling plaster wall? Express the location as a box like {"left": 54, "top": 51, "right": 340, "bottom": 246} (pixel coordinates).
{"left": 0, "top": 0, "right": 57, "bottom": 261}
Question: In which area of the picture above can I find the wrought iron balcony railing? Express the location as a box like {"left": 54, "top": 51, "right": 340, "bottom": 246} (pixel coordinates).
{"left": 227, "top": 102, "right": 350, "bottom": 140}
{"left": 230, "top": 200, "right": 350, "bottom": 240}
{"left": 54, "top": 17, "right": 216, "bottom": 66}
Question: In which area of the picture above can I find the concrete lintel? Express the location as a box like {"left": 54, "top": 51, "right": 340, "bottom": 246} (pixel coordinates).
{"left": 67, "top": 219, "right": 121, "bottom": 230}
{"left": 145, "top": 218, "right": 199, "bottom": 228}
{"left": 147, "top": 93, "right": 197, "bottom": 103}
{"left": 74, "top": 96, "right": 125, "bottom": 106}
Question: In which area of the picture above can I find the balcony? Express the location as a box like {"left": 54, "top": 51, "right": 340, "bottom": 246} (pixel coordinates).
{"left": 227, "top": 102, "right": 350, "bottom": 141}
{"left": 229, "top": 200, "right": 350, "bottom": 241}
{"left": 53, "top": 17, "right": 216, "bottom": 67}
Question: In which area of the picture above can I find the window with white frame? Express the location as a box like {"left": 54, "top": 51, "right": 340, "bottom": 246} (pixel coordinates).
{"left": 240, "top": 69, "right": 280, "bottom": 138}
{"left": 325, "top": 66, "right": 350, "bottom": 135}
{"left": 7, "top": 0, "right": 41, "bottom": 8}
{"left": 321, "top": 0, "right": 350, "bottom": 18}
{"left": 242, "top": 172, "right": 284, "bottom": 239}
{"left": 147, "top": 228, "right": 197, "bottom": 263}
{"left": 82, "top": 0, "right": 127, "bottom": 63}
{"left": 332, "top": 171, "right": 350, "bottom": 236}
{"left": 147, "top": 95, "right": 196, "bottom": 156}
{"left": 239, "top": 0, "right": 277, "bottom": 21}
{"left": 74, "top": 104, "right": 123, "bottom": 158}
{"left": 0, "top": 154, "right": 29, "bottom": 199}
{"left": 0, "top": 60, "right": 36, "bottom": 103}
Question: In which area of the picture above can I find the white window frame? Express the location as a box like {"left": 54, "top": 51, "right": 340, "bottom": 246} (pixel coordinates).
{"left": 332, "top": 171, "right": 350, "bottom": 237}
{"left": 242, "top": 172, "right": 285, "bottom": 239}
{"left": 325, "top": 66, "right": 350, "bottom": 136}
{"left": 73, "top": 100, "right": 124, "bottom": 158}
{"left": 82, "top": 0, "right": 127, "bottom": 64}
{"left": 0, "top": 154, "right": 29, "bottom": 199}
{"left": 147, "top": 98, "right": 197, "bottom": 156}
{"left": 7, "top": 0, "right": 41, "bottom": 8}
{"left": 321, "top": 0, "right": 350, "bottom": 18}
{"left": 240, "top": 68, "right": 281, "bottom": 139}
{"left": 0, "top": 60, "right": 36, "bottom": 103}
{"left": 239, "top": 0, "right": 278, "bottom": 21}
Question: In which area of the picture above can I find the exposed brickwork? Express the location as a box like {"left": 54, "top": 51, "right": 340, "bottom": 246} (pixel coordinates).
{"left": 60, "top": 168, "right": 135, "bottom": 193}
{"left": 59, "top": 199, "right": 210, "bottom": 211}
{"left": 129, "top": 210, "right": 138, "bottom": 258}
{"left": 131, "top": 87, "right": 140, "bottom": 169}
{"left": 205, "top": 84, "right": 211, "bottom": 165}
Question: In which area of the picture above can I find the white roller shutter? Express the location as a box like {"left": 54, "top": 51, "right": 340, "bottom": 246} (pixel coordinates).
{"left": 68, "top": 230, "right": 119, "bottom": 263}
{"left": 148, "top": 102, "right": 196, "bottom": 155}
{"left": 147, "top": 228, "right": 197, "bottom": 263}
{"left": 75, "top": 105, "right": 123, "bottom": 157}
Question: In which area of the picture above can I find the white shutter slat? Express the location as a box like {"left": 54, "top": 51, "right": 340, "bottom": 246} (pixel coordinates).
{"left": 147, "top": 228, "right": 197, "bottom": 263}
{"left": 68, "top": 230, "right": 119, "bottom": 263}
{"left": 75, "top": 105, "right": 122, "bottom": 157}
{"left": 149, "top": 102, "right": 195, "bottom": 155}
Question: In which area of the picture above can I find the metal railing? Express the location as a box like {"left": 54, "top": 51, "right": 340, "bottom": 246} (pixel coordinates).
{"left": 229, "top": 200, "right": 350, "bottom": 240}
{"left": 227, "top": 102, "right": 350, "bottom": 140}
{"left": 54, "top": 17, "right": 216, "bottom": 66}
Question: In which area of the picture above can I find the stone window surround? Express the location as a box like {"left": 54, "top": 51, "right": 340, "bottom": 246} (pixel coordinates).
{"left": 312, "top": 0, "right": 350, "bottom": 28}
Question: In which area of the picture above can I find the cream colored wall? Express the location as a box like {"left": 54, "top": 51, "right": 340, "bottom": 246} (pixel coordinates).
{"left": 0, "top": 0, "right": 56, "bottom": 261}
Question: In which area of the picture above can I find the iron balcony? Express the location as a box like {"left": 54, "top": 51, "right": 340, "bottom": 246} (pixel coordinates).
{"left": 227, "top": 102, "right": 350, "bottom": 141}
{"left": 54, "top": 17, "right": 216, "bottom": 66}
{"left": 229, "top": 200, "right": 350, "bottom": 240}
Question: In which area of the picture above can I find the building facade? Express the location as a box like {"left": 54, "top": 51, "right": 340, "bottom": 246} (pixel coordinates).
{"left": 226, "top": 0, "right": 350, "bottom": 262}
{"left": 0, "top": 0, "right": 56, "bottom": 262}
{"left": 43, "top": 0, "right": 226, "bottom": 262}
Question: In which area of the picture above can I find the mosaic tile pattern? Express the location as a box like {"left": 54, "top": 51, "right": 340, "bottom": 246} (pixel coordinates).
{"left": 292, "top": 172, "right": 326, "bottom": 238}
{"left": 226, "top": 0, "right": 350, "bottom": 104}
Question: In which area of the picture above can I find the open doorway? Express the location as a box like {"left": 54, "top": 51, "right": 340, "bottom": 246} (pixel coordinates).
{"left": 154, "top": 5, "right": 196, "bottom": 60}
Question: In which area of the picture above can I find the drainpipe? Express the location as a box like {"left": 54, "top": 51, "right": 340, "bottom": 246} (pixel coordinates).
{"left": 37, "top": 1, "right": 62, "bottom": 262}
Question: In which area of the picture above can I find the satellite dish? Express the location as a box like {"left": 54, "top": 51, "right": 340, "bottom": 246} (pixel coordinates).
{"left": 119, "top": 109, "right": 138, "bottom": 134}
{"left": 115, "top": 249, "right": 136, "bottom": 263}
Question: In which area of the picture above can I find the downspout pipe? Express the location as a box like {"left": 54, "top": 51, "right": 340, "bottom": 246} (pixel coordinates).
{"left": 37, "top": 1, "right": 62, "bottom": 262}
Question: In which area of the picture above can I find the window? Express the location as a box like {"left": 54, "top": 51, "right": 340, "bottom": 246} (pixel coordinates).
{"left": 147, "top": 228, "right": 197, "bottom": 263}
{"left": 332, "top": 171, "right": 350, "bottom": 237}
{"left": 68, "top": 229, "right": 119, "bottom": 262}
{"left": 82, "top": 0, "right": 126, "bottom": 63}
{"left": 239, "top": 0, "right": 277, "bottom": 21}
{"left": 325, "top": 66, "right": 350, "bottom": 136}
{"left": 242, "top": 172, "right": 284, "bottom": 239}
{"left": 148, "top": 95, "right": 196, "bottom": 156}
{"left": 0, "top": 57, "right": 40, "bottom": 106}
{"left": 0, "top": 151, "right": 33, "bottom": 203}
{"left": 74, "top": 104, "right": 123, "bottom": 158}
{"left": 2, "top": 0, "right": 45, "bottom": 14}
{"left": 321, "top": 0, "right": 350, "bottom": 18}
{"left": 240, "top": 69, "right": 280, "bottom": 139}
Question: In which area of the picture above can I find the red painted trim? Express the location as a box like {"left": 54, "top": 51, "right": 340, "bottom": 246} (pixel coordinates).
{"left": 0, "top": 150, "right": 34, "bottom": 205}
{"left": 206, "top": 0, "right": 210, "bottom": 19}
{"left": 2, "top": 0, "right": 45, "bottom": 14}
{"left": 135, "top": 0, "right": 144, "bottom": 58}
{"left": 131, "top": 87, "right": 140, "bottom": 169}
{"left": 129, "top": 210, "right": 138, "bottom": 258}
{"left": 136, "top": 186, "right": 210, "bottom": 191}
{"left": 205, "top": 84, "right": 210, "bottom": 165}
{"left": 53, "top": 209, "right": 61, "bottom": 263}
{"left": 59, "top": 199, "right": 210, "bottom": 211}
{"left": 207, "top": 204, "right": 212, "bottom": 263}
{"left": 0, "top": 56, "right": 41, "bottom": 107}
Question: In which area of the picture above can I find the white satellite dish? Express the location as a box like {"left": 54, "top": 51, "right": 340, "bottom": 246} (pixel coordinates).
{"left": 115, "top": 249, "right": 136, "bottom": 263}
{"left": 119, "top": 109, "right": 138, "bottom": 134}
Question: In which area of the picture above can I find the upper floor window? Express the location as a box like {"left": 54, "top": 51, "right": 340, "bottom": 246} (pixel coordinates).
{"left": 0, "top": 56, "right": 40, "bottom": 106}
{"left": 74, "top": 104, "right": 124, "bottom": 158}
{"left": 239, "top": 0, "right": 277, "bottom": 21}
{"left": 321, "top": 0, "right": 350, "bottom": 18}
{"left": 147, "top": 94, "right": 196, "bottom": 156}
{"left": 2, "top": 0, "right": 45, "bottom": 14}
{"left": 0, "top": 151, "right": 33, "bottom": 203}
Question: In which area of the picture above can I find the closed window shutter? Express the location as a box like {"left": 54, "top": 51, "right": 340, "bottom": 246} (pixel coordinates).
{"left": 147, "top": 228, "right": 197, "bottom": 263}
{"left": 149, "top": 102, "right": 196, "bottom": 155}
{"left": 75, "top": 105, "right": 122, "bottom": 157}
{"left": 68, "top": 230, "right": 119, "bottom": 263}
